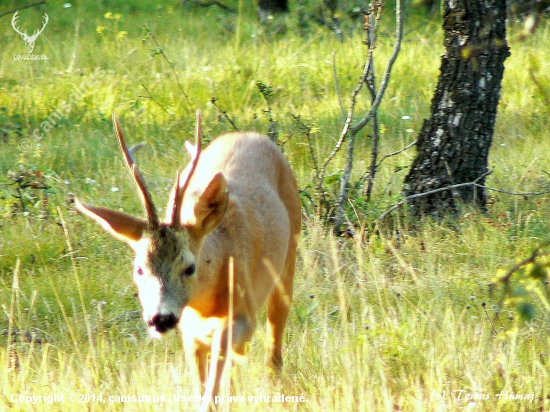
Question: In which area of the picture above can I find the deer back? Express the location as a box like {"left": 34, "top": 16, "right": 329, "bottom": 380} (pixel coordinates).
{"left": 169, "top": 132, "right": 300, "bottom": 316}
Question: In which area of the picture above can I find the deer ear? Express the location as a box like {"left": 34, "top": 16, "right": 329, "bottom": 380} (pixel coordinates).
{"left": 75, "top": 197, "right": 147, "bottom": 247}
{"left": 184, "top": 172, "right": 228, "bottom": 237}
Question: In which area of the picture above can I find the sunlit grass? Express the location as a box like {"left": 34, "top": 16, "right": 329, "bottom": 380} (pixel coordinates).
{"left": 1, "top": 0, "right": 550, "bottom": 411}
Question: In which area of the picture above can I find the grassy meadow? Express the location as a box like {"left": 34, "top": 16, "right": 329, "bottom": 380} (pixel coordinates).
{"left": 1, "top": 0, "right": 550, "bottom": 410}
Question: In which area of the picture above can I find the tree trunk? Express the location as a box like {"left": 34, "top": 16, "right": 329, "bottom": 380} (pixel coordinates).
{"left": 402, "top": 0, "right": 510, "bottom": 216}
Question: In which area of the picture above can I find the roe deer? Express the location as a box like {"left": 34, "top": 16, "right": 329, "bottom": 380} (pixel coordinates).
{"left": 75, "top": 111, "right": 301, "bottom": 409}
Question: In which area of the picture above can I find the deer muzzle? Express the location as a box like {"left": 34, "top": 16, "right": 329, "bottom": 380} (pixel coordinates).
{"left": 146, "top": 312, "right": 180, "bottom": 334}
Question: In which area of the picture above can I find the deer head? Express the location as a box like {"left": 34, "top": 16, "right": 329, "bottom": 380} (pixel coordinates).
{"left": 11, "top": 11, "right": 49, "bottom": 54}
{"left": 75, "top": 111, "right": 229, "bottom": 337}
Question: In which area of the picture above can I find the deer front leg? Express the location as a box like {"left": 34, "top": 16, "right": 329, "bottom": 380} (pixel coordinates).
{"left": 198, "top": 316, "right": 254, "bottom": 411}
{"left": 183, "top": 339, "right": 215, "bottom": 412}
{"left": 199, "top": 327, "right": 224, "bottom": 412}
{"left": 182, "top": 336, "right": 206, "bottom": 395}
{"left": 196, "top": 348, "right": 208, "bottom": 386}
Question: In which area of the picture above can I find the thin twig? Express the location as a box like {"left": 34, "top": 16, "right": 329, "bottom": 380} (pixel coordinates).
{"left": 364, "top": 9, "right": 381, "bottom": 201}
{"left": 498, "top": 240, "right": 550, "bottom": 285}
{"left": 318, "top": 44, "right": 374, "bottom": 186}
{"left": 333, "top": 129, "right": 358, "bottom": 233}
{"left": 145, "top": 26, "right": 192, "bottom": 110}
{"left": 482, "top": 185, "right": 550, "bottom": 196}
{"left": 210, "top": 97, "right": 239, "bottom": 131}
{"left": 349, "top": 0, "right": 402, "bottom": 135}
{"left": 490, "top": 238, "right": 550, "bottom": 330}
{"left": 482, "top": 304, "right": 499, "bottom": 336}
{"left": 317, "top": 0, "right": 402, "bottom": 192}
{"left": 290, "top": 113, "right": 319, "bottom": 176}
{"left": 139, "top": 84, "right": 174, "bottom": 117}
{"left": 0, "top": 0, "right": 46, "bottom": 20}
{"left": 359, "top": 140, "right": 417, "bottom": 187}
{"left": 187, "top": 0, "right": 237, "bottom": 13}
{"left": 375, "top": 140, "right": 417, "bottom": 170}
{"left": 333, "top": 2, "right": 388, "bottom": 232}
{"left": 376, "top": 171, "right": 550, "bottom": 222}
{"left": 377, "top": 171, "right": 492, "bottom": 221}
{"left": 99, "top": 311, "right": 142, "bottom": 329}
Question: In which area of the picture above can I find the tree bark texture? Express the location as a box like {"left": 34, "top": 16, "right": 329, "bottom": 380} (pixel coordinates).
{"left": 402, "top": 0, "right": 510, "bottom": 216}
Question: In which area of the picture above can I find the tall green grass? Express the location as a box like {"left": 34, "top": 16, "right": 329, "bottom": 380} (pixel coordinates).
{"left": 1, "top": 1, "right": 550, "bottom": 410}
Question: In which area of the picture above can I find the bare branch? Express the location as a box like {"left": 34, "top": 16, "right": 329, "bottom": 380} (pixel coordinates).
{"left": 481, "top": 185, "right": 550, "bottom": 196}
{"left": 0, "top": 0, "right": 46, "bottom": 20}
{"left": 374, "top": 139, "right": 417, "bottom": 170}
{"left": 376, "top": 171, "right": 491, "bottom": 221}
{"left": 497, "top": 240, "right": 550, "bottom": 285}
{"left": 290, "top": 114, "right": 319, "bottom": 176}
{"left": 320, "top": 51, "right": 373, "bottom": 181}
{"left": 333, "top": 1, "right": 393, "bottom": 232}
{"left": 139, "top": 83, "right": 174, "bottom": 117}
{"left": 210, "top": 97, "right": 239, "bottom": 131}
{"left": 376, "top": 171, "right": 550, "bottom": 222}
{"left": 363, "top": 9, "right": 381, "bottom": 201}
{"left": 317, "top": 8, "right": 379, "bottom": 190}
{"left": 316, "top": 0, "right": 402, "bottom": 201}
{"left": 144, "top": 25, "right": 192, "bottom": 110}
{"left": 350, "top": 0, "right": 403, "bottom": 135}
{"left": 187, "top": 0, "right": 237, "bottom": 13}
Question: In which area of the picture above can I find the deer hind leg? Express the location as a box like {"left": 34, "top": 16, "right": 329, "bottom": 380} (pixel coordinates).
{"left": 266, "top": 249, "right": 296, "bottom": 373}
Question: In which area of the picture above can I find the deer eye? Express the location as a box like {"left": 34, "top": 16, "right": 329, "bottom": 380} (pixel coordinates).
{"left": 182, "top": 263, "right": 196, "bottom": 277}
{"left": 136, "top": 267, "right": 144, "bottom": 276}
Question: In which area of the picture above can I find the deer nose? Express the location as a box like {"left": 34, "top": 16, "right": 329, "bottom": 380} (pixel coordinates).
{"left": 147, "top": 313, "right": 179, "bottom": 333}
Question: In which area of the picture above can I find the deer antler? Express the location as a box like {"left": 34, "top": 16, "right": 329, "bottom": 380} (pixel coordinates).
{"left": 112, "top": 112, "right": 159, "bottom": 229}
{"left": 171, "top": 110, "right": 203, "bottom": 227}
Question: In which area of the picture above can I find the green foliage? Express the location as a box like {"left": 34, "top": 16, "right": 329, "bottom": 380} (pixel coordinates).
{"left": 255, "top": 80, "right": 275, "bottom": 103}
{"left": 492, "top": 242, "right": 550, "bottom": 324}
{"left": 529, "top": 54, "right": 550, "bottom": 105}
{"left": 1, "top": 161, "right": 56, "bottom": 217}
{"left": 0, "top": 107, "right": 22, "bottom": 145}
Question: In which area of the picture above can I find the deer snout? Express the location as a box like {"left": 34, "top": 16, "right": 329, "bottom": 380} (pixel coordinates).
{"left": 147, "top": 313, "right": 179, "bottom": 333}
